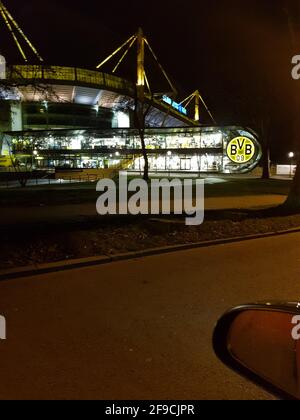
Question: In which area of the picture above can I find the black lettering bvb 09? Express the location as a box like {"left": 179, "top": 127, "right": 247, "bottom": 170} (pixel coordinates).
{"left": 231, "top": 144, "right": 238, "bottom": 155}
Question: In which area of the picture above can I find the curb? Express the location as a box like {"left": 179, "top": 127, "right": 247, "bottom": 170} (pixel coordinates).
{"left": 1, "top": 226, "right": 300, "bottom": 281}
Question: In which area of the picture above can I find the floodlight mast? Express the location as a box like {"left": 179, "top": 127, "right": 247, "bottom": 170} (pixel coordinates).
{"left": 0, "top": 0, "right": 43, "bottom": 62}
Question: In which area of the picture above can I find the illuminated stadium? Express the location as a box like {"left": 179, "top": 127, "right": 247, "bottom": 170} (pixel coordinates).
{"left": 1, "top": 64, "right": 194, "bottom": 131}
{"left": 0, "top": 2, "right": 262, "bottom": 174}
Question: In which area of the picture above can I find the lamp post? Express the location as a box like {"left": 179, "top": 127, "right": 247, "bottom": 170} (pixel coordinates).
{"left": 288, "top": 152, "right": 295, "bottom": 178}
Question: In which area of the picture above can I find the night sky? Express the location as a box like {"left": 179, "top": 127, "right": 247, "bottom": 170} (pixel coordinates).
{"left": 2, "top": 0, "right": 300, "bottom": 160}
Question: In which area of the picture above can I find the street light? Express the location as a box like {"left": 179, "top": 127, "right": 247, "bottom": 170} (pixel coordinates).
{"left": 288, "top": 152, "right": 295, "bottom": 177}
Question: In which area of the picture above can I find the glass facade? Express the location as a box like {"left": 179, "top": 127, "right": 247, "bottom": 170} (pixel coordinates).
{"left": 0, "top": 65, "right": 262, "bottom": 175}
{"left": 6, "top": 126, "right": 262, "bottom": 174}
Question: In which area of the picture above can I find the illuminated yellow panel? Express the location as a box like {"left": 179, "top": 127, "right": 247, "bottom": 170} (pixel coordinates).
{"left": 0, "top": 155, "right": 14, "bottom": 166}
{"left": 12, "top": 65, "right": 43, "bottom": 79}
{"left": 43, "top": 66, "right": 75, "bottom": 81}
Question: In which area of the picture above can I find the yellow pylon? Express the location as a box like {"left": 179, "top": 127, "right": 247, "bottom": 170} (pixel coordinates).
{"left": 180, "top": 90, "right": 216, "bottom": 124}
{"left": 96, "top": 28, "right": 177, "bottom": 99}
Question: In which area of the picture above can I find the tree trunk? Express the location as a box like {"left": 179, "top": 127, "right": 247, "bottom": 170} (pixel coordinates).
{"left": 135, "top": 92, "right": 150, "bottom": 182}
{"left": 261, "top": 142, "right": 271, "bottom": 179}
{"left": 258, "top": 119, "right": 271, "bottom": 180}
{"left": 284, "top": 1, "right": 300, "bottom": 210}
{"left": 139, "top": 129, "right": 149, "bottom": 181}
{"left": 285, "top": 155, "right": 300, "bottom": 209}
{"left": 19, "top": 178, "right": 28, "bottom": 188}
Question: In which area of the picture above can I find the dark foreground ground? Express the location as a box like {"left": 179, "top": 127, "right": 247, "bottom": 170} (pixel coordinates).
{"left": 0, "top": 177, "right": 291, "bottom": 207}
{"left": 0, "top": 177, "right": 296, "bottom": 270}
{"left": 2, "top": 232, "right": 299, "bottom": 400}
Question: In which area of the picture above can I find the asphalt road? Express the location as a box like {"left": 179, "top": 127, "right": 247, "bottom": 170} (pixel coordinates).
{"left": 1, "top": 232, "right": 300, "bottom": 400}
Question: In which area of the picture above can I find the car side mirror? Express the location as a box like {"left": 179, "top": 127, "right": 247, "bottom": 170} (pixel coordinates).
{"left": 213, "top": 303, "right": 300, "bottom": 400}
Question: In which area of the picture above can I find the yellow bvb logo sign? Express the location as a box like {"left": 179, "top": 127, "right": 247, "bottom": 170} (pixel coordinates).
{"left": 227, "top": 137, "right": 256, "bottom": 164}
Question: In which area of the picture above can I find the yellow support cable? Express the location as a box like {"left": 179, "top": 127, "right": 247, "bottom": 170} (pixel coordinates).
{"left": 0, "top": 7, "right": 27, "bottom": 62}
{"left": 199, "top": 93, "right": 217, "bottom": 125}
{"left": 144, "top": 70, "right": 151, "bottom": 95}
{"left": 97, "top": 35, "right": 136, "bottom": 69}
{"left": 144, "top": 37, "right": 177, "bottom": 95}
{"left": 180, "top": 92, "right": 199, "bottom": 121}
{"left": 112, "top": 36, "right": 136, "bottom": 73}
{"left": 96, "top": 29, "right": 179, "bottom": 104}
{"left": 180, "top": 90, "right": 216, "bottom": 124}
{"left": 179, "top": 92, "right": 194, "bottom": 106}
{"left": 181, "top": 94, "right": 195, "bottom": 109}
{"left": 0, "top": 1, "right": 43, "bottom": 62}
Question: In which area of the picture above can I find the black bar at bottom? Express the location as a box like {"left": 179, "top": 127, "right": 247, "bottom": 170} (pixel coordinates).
{"left": 99, "top": 401, "right": 200, "bottom": 417}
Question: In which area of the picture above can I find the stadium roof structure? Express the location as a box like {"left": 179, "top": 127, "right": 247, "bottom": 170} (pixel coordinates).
{"left": 0, "top": 3, "right": 216, "bottom": 128}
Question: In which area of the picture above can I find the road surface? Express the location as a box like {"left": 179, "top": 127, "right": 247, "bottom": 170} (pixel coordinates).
{"left": 1, "top": 232, "right": 300, "bottom": 400}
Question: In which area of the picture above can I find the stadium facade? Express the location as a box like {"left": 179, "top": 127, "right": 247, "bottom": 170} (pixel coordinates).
{"left": 0, "top": 63, "right": 262, "bottom": 174}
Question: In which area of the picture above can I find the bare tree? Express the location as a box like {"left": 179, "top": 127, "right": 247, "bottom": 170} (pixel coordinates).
{"left": 244, "top": 105, "right": 272, "bottom": 180}
{"left": 232, "top": 79, "right": 273, "bottom": 180}
{"left": 2, "top": 133, "right": 48, "bottom": 187}
{"left": 0, "top": 67, "right": 60, "bottom": 187}
{"left": 134, "top": 91, "right": 153, "bottom": 182}
{"left": 2, "top": 65, "right": 60, "bottom": 101}
{"left": 257, "top": 117, "right": 271, "bottom": 180}
{"left": 283, "top": 1, "right": 300, "bottom": 208}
